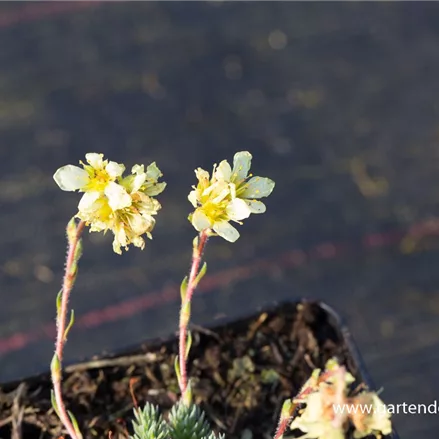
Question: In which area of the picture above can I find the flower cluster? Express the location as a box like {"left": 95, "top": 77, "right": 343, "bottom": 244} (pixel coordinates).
{"left": 289, "top": 359, "right": 392, "bottom": 439}
{"left": 54, "top": 153, "right": 166, "bottom": 254}
{"left": 188, "top": 151, "right": 275, "bottom": 242}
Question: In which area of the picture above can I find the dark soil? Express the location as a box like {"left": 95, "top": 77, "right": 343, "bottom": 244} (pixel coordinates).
{"left": 0, "top": 301, "right": 392, "bottom": 439}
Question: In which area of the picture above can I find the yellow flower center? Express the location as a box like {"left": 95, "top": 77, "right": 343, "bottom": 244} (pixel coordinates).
{"left": 84, "top": 168, "right": 113, "bottom": 192}
{"left": 97, "top": 199, "right": 113, "bottom": 222}
{"left": 200, "top": 200, "right": 227, "bottom": 223}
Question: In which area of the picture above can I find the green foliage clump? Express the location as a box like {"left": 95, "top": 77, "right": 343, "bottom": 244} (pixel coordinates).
{"left": 130, "top": 401, "right": 225, "bottom": 439}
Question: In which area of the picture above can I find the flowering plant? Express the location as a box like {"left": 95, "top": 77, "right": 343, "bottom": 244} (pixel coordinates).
{"left": 274, "top": 359, "right": 392, "bottom": 439}
{"left": 51, "top": 152, "right": 391, "bottom": 439}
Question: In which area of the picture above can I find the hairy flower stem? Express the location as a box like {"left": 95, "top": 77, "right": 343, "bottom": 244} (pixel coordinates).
{"left": 273, "top": 370, "right": 336, "bottom": 439}
{"left": 52, "top": 220, "right": 85, "bottom": 439}
{"left": 273, "top": 402, "right": 297, "bottom": 439}
{"left": 178, "top": 230, "right": 209, "bottom": 400}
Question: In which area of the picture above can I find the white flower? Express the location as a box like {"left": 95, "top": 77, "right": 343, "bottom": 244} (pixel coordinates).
{"left": 188, "top": 151, "right": 274, "bottom": 242}
{"left": 110, "top": 192, "right": 161, "bottom": 254}
{"left": 289, "top": 392, "right": 346, "bottom": 439}
{"left": 351, "top": 393, "right": 392, "bottom": 438}
{"left": 54, "top": 153, "right": 165, "bottom": 254}
{"left": 289, "top": 358, "right": 392, "bottom": 439}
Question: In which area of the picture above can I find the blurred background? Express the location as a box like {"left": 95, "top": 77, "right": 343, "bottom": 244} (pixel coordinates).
{"left": 1, "top": 2, "right": 439, "bottom": 436}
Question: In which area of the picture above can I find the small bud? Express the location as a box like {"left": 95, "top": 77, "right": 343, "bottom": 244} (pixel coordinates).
{"left": 66, "top": 217, "right": 78, "bottom": 244}
{"left": 192, "top": 236, "right": 200, "bottom": 257}
{"left": 274, "top": 399, "right": 294, "bottom": 439}
{"left": 280, "top": 399, "right": 293, "bottom": 420}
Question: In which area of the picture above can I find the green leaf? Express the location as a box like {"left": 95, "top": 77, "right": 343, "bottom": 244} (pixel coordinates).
{"left": 64, "top": 310, "right": 75, "bottom": 341}
{"left": 68, "top": 410, "right": 83, "bottom": 439}
{"left": 130, "top": 403, "right": 169, "bottom": 439}
{"left": 69, "top": 261, "right": 78, "bottom": 279}
{"left": 174, "top": 356, "right": 181, "bottom": 386}
{"left": 192, "top": 236, "right": 199, "bottom": 251}
{"left": 56, "top": 289, "right": 62, "bottom": 317}
{"left": 260, "top": 368, "right": 280, "bottom": 384}
{"left": 280, "top": 399, "right": 293, "bottom": 419}
{"left": 50, "top": 353, "right": 61, "bottom": 381}
{"left": 185, "top": 331, "right": 192, "bottom": 360}
{"left": 74, "top": 238, "right": 83, "bottom": 262}
{"left": 180, "top": 276, "right": 188, "bottom": 302}
{"left": 51, "top": 390, "right": 60, "bottom": 417}
{"left": 182, "top": 380, "right": 193, "bottom": 406}
{"left": 181, "top": 301, "right": 191, "bottom": 327}
{"left": 194, "top": 262, "right": 207, "bottom": 287}
{"left": 168, "top": 401, "right": 212, "bottom": 439}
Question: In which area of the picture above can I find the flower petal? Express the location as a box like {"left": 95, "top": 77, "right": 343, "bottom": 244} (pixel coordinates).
{"left": 132, "top": 164, "right": 144, "bottom": 175}
{"left": 245, "top": 200, "right": 266, "bottom": 214}
{"left": 137, "top": 193, "right": 161, "bottom": 216}
{"left": 106, "top": 161, "right": 125, "bottom": 178}
{"left": 191, "top": 209, "right": 211, "bottom": 231}
{"left": 104, "top": 182, "right": 132, "bottom": 210}
{"left": 87, "top": 220, "right": 107, "bottom": 232}
{"left": 226, "top": 198, "right": 251, "bottom": 221}
{"left": 210, "top": 183, "right": 230, "bottom": 204}
{"left": 241, "top": 176, "right": 275, "bottom": 199}
{"left": 215, "top": 160, "right": 232, "bottom": 181}
{"left": 112, "top": 225, "right": 127, "bottom": 255}
{"left": 78, "top": 191, "right": 101, "bottom": 212}
{"left": 144, "top": 181, "right": 167, "bottom": 196}
{"left": 188, "top": 189, "right": 198, "bottom": 208}
{"left": 131, "top": 235, "right": 146, "bottom": 250}
{"left": 131, "top": 172, "right": 147, "bottom": 193}
{"left": 232, "top": 151, "right": 252, "bottom": 182}
{"left": 85, "top": 153, "right": 104, "bottom": 169}
{"left": 53, "top": 165, "right": 89, "bottom": 191}
{"left": 213, "top": 220, "right": 240, "bottom": 242}
{"left": 195, "top": 168, "right": 210, "bottom": 187}
{"left": 145, "top": 162, "right": 162, "bottom": 181}
{"left": 128, "top": 213, "right": 152, "bottom": 235}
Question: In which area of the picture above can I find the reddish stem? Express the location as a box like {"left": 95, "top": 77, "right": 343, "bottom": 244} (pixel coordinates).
{"left": 53, "top": 220, "right": 85, "bottom": 439}
{"left": 273, "top": 414, "right": 296, "bottom": 439}
{"left": 178, "top": 230, "right": 209, "bottom": 398}
{"left": 273, "top": 369, "right": 337, "bottom": 439}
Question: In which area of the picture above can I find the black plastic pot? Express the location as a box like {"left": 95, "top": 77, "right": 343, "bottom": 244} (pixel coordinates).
{"left": 318, "top": 301, "right": 399, "bottom": 439}
{"left": 0, "top": 300, "right": 399, "bottom": 439}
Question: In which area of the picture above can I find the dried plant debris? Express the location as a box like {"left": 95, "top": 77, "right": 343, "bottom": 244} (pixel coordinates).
{"left": 0, "top": 303, "right": 391, "bottom": 439}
